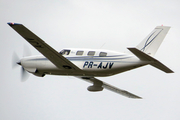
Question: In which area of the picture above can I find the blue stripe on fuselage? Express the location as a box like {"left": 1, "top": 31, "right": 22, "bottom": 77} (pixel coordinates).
{"left": 27, "top": 55, "right": 133, "bottom": 62}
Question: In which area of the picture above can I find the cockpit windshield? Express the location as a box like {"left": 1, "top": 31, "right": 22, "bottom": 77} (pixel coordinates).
{"left": 59, "top": 49, "right": 71, "bottom": 55}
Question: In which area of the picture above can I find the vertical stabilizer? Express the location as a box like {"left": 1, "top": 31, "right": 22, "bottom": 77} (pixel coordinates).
{"left": 136, "top": 26, "right": 170, "bottom": 56}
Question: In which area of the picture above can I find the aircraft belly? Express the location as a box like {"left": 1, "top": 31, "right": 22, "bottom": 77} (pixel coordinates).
{"left": 33, "top": 57, "right": 148, "bottom": 77}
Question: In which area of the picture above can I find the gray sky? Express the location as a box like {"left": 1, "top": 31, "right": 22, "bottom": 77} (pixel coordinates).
{"left": 1, "top": 0, "right": 180, "bottom": 119}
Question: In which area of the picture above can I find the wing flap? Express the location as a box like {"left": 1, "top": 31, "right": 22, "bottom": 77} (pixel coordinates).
{"left": 77, "top": 77, "right": 142, "bottom": 99}
{"left": 8, "top": 23, "right": 80, "bottom": 70}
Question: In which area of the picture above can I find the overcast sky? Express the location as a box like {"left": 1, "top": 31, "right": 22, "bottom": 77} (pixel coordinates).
{"left": 1, "top": 0, "right": 180, "bottom": 120}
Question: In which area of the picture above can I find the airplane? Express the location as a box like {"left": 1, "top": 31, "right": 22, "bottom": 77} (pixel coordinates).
{"left": 8, "top": 22, "right": 174, "bottom": 99}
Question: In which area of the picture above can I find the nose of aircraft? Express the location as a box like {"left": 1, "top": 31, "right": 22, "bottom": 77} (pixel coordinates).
{"left": 17, "top": 61, "right": 21, "bottom": 65}
{"left": 16, "top": 58, "right": 27, "bottom": 68}
{"left": 18, "top": 57, "right": 37, "bottom": 69}
{"left": 18, "top": 58, "right": 27, "bottom": 68}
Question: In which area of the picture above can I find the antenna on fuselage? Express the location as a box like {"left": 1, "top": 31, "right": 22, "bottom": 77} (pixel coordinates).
{"left": 100, "top": 43, "right": 106, "bottom": 49}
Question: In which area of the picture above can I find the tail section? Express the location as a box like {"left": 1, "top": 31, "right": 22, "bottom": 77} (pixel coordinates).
{"left": 128, "top": 26, "right": 173, "bottom": 73}
{"left": 136, "top": 26, "right": 170, "bottom": 57}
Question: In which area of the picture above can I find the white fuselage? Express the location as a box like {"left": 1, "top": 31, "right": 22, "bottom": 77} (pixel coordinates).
{"left": 20, "top": 48, "right": 149, "bottom": 77}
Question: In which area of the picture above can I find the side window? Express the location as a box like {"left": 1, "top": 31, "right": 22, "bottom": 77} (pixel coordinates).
{"left": 59, "top": 49, "right": 71, "bottom": 55}
{"left": 87, "top": 51, "right": 95, "bottom": 56}
{"left": 99, "top": 52, "right": 107, "bottom": 57}
{"left": 76, "top": 51, "right": 84, "bottom": 55}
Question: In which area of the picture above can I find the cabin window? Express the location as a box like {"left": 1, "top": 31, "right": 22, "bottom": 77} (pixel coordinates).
{"left": 59, "top": 49, "right": 70, "bottom": 55}
{"left": 87, "top": 51, "right": 95, "bottom": 56}
{"left": 99, "top": 52, "right": 107, "bottom": 57}
{"left": 76, "top": 51, "right": 84, "bottom": 55}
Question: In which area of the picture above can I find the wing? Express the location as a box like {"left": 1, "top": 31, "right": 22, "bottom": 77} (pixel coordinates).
{"left": 77, "top": 76, "right": 142, "bottom": 99}
{"left": 8, "top": 22, "right": 80, "bottom": 70}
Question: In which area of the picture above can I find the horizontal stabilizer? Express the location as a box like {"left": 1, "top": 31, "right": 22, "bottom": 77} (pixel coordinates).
{"left": 127, "top": 47, "right": 174, "bottom": 73}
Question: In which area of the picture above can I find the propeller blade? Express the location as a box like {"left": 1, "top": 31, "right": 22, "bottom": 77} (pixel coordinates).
{"left": 21, "top": 67, "right": 29, "bottom": 82}
{"left": 12, "top": 52, "right": 20, "bottom": 68}
{"left": 12, "top": 50, "right": 31, "bottom": 82}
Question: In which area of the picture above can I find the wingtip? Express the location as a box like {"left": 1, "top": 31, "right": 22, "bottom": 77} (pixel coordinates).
{"left": 137, "top": 97, "right": 143, "bottom": 99}
{"left": 7, "top": 22, "right": 22, "bottom": 26}
{"left": 132, "top": 96, "right": 143, "bottom": 99}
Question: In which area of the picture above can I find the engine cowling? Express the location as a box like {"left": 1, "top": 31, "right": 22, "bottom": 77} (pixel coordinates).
{"left": 87, "top": 86, "right": 103, "bottom": 92}
{"left": 25, "top": 68, "right": 45, "bottom": 77}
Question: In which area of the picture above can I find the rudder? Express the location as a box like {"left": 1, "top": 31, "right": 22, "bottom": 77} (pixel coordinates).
{"left": 136, "top": 26, "right": 170, "bottom": 56}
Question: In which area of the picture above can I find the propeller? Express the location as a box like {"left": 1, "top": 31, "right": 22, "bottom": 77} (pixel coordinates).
{"left": 12, "top": 45, "right": 31, "bottom": 82}
{"left": 12, "top": 52, "right": 20, "bottom": 69}
{"left": 21, "top": 67, "right": 29, "bottom": 82}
